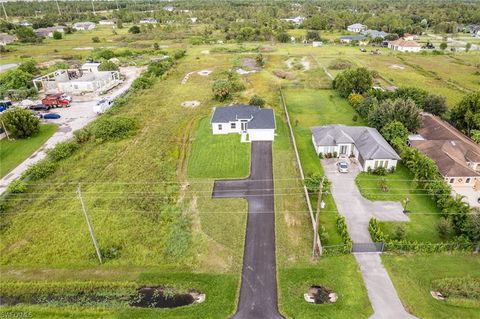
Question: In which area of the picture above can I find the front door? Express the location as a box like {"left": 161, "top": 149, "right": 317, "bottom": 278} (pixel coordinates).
{"left": 241, "top": 122, "right": 248, "bottom": 132}
{"left": 339, "top": 145, "right": 348, "bottom": 155}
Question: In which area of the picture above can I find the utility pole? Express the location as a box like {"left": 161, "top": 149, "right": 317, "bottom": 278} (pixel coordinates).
{"left": 91, "top": 0, "right": 96, "bottom": 15}
{"left": 1, "top": 1, "right": 8, "bottom": 21}
{"left": 77, "top": 184, "right": 103, "bottom": 264}
{"left": 313, "top": 176, "right": 325, "bottom": 257}
{"left": 55, "top": 0, "right": 61, "bottom": 16}
{"left": 115, "top": 0, "right": 120, "bottom": 11}
{"left": 1, "top": 120, "right": 10, "bottom": 140}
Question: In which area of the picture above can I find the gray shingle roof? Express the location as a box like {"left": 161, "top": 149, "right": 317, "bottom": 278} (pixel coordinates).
{"left": 340, "top": 35, "right": 366, "bottom": 41}
{"left": 311, "top": 125, "right": 400, "bottom": 160}
{"left": 211, "top": 105, "right": 275, "bottom": 129}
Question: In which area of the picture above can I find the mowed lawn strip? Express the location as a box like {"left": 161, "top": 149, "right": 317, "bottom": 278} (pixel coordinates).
{"left": 0, "top": 123, "right": 57, "bottom": 178}
{"left": 356, "top": 164, "right": 442, "bottom": 242}
{"left": 278, "top": 255, "right": 372, "bottom": 319}
{"left": 382, "top": 253, "right": 480, "bottom": 319}
{"left": 187, "top": 117, "right": 250, "bottom": 179}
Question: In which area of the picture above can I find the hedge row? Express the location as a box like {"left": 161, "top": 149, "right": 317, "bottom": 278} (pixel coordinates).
{"left": 336, "top": 216, "right": 353, "bottom": 252}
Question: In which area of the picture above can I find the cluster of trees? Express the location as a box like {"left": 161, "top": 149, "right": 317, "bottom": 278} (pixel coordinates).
{"left": 212, "top": 71, "right": 245, "bottom": 101}
{"left": 0, "top": 107, "right": 40, "bottom": 139}
{"left": 450, "top": 91, "right": 480, "bottom": 142}
{"left": 0, "top": 60, "right": 39, "bottom": 100}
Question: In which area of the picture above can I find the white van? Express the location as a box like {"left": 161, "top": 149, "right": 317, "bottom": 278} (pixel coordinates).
{"left": 93, "top": 97, "right": 113, "bottom": 114}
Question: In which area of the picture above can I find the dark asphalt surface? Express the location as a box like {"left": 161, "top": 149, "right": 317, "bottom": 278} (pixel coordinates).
{"left": 213, "top": 141, "right": 283, "bottom": 319}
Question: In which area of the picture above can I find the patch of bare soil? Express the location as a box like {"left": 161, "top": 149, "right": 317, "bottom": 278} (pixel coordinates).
{"left": 181, "top": 100, "right": 201, "bottom": 108}
{"left": 389, "top": 64, "right": 405, "bottom": 70}
{"left": 304, "top": 285, "right": 338, "bottom": 304}
{"left": 130, "top": 287, "right": 204, "bottom": 308}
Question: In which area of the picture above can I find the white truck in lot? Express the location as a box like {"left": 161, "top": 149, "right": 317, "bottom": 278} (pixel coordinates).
{"left": 93, "top": 97, "right": 114, "bottom": 114}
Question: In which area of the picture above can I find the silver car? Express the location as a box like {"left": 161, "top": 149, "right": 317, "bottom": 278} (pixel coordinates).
{"left": 337, "top": 161, "right": 349, "bottom": 173}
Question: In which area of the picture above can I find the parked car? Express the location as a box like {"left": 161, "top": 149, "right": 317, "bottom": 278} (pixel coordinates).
{"left": 93, "top": 97, "right": 114, "bottom": 114}
{"left": 29, "top": 103, "right": 50, "bottom": 111}
{"left": 337, "top": 161, "right": 349, "bottom": 173}
{"left": 41, "top": 113, "right": 61, "bottom": 119}
{"left": 0, "top": 99, "right": 12, "bottom": 112}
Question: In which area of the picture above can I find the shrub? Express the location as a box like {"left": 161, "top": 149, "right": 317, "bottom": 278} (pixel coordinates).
{"left": 90, "top": 117, "right": 137, "bottom": 141}
{"left": 92, "top": 36, "right": 100, "bottom": 43}
{"left": 131, "top": 75, "right": 154, "bottom": 91}
{"left": 336, "top": 216, "right": 353, "bottom": 251}
{"left": 432, "top": 277, "right": 480, "bottom": 300}
{"left": 0, "top": 107, "right": 40, "bottom": 138}
{"left": 0, "top": 69, "right": 34, "bottom": 90}
{"left": 392, "top": 224, "right": 406, "bottom": 240}
{"left": 436, "top": 218, "right": 452, "bottom": 240}
{"left": 347, "top": 93, "right": 364, "bottom": 108}
{"left": 74, "top": 127, "right": 92, "bottom": 144}
{"left": 368, "top": 98, "right": 422, "bottom": 132}
{"left": 372, "top": 166, "right": 387, "bottom": 176}
{"left": 7, "top": 180, "right": 27, "bottom": 194}
{"left": 173, "top": 49, "right": 186, "bottom": 60}
{"left": 128, "top": 25, "right": 141, "bottom": 34}
{"left": 381, "top": 120, "right": 409, "bottom": 143}
{"left": 18, "top": 60, "right": 39, "bottom": 75}
{"left": 23, "top": 160, "right": 57, "bottom": 180}
{"left": 424, "top": 94, "right": 447, "bottom": 116}
{"left": 52, "top": 31, "right": 62, "bottom": 40}
{"left": 333, "top": 67, "right": 373, "bottom": 97}
{"left": 98, "top": 61, "right": 119, "bottom": 71}
{"left": 352, "top": 114, "right": 358, "bottom": 122}
{"left": 249, "top": 95, "right": 265, "bottom": 107}
{"left": 47, "top": 141, "right": 79, "bottom": 162}
{"left": 276, "top": 32, "right": 290, "bottom": 43}
{"left": 212, "top": 79, "right": 232, "bottom": 101}
{"left": 329, "top": 59, "right": 352, "bottom": 70}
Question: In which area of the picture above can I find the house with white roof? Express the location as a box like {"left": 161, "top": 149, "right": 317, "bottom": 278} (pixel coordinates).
{"left": 311, "top": 125, "right": 400, "bottom": 171}
{"left": 211, "top": 105, "right": 276, "bottom": 142}
{"left": 361, "top": 29, "right": 388, "bottom": 39}
{"left": 347, "top": 23, "right": 367, "bottom": 33}
{"left": 284, "top": 16, "right": 305, "bottom": 26}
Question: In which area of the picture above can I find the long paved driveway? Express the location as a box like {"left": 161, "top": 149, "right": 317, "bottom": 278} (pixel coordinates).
{"left": 323, "top": 159, "right": 417, "bottom": 319}
{"left": 213, "top": 141, "right": 283, "bottom": 319}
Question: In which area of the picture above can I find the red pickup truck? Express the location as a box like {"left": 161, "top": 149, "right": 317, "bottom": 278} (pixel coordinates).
{"left": 41, "top": 94, "right": 71, "bottom": 108}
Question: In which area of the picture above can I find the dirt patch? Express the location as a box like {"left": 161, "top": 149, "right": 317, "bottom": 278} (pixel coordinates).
{"left": 181, "top": 71, "right": 195, "bottom": 84}
{"left": 273, "top": 70, "right": 295, "bottom": 80}
{"left": 201, "top": 50, "right": 210, "bottom": 55}
{"left": 72, "top": 47, "right": 94, "bottom": 51}
{"left": 38, "top": 59, "right": 66, "bottom": 68}
{"left": 389, "top": 64, "right": 405, "bottom": 70}
{"left": 197, "top": 70, "right": 212, "bottom": 76}
{"left": 304, "top": 285, "right": 337, "bottom": 304}
{"left": 181, "top": 100, "right": 201, "bottom": 108}
{"left": 300, "top": 57, "right": 311, "bottom": 70}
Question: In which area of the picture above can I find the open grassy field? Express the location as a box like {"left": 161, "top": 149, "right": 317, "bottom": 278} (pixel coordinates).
{"left": 356, "top": 165, "right": 442, "bottom": 243}
{"left": 0, "top": 123, "right": 57, "bottom": 178}
{"left": 382, "top": 253, "right": 480, "bottom": 319}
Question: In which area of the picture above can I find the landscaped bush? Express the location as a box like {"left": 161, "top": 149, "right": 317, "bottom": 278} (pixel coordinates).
{"left": 90, "top": 117, "right": 137, "bottom": 141}
{"left": 23, "top": 160, "right": 57, "bottom": 181}
{"left": 432, "top": 277, "right": 480, "bottom": 300}
{"left": 7, "top": 179, "right": 27, "bottom": 194}
{"left": 336, "top": 216, "right": 353, "bottom": 252}
{"left": 371, "top": 166, "right": 387, "bottom": 176}
{"left": 47, "top": 140, "right": 79, "bottom": 162}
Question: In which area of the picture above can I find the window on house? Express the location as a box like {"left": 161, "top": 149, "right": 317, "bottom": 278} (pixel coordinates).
{"left": 449, "top": 178, "right": 454, "bottom": 184}
{"left": 466, "top": 178, "right": 471, "bottom": 184}
{"left": 231, "top": 123, "right": 236, "bottom": 129}
{"left": 218, "top": 124, "right": 222, "bottom": 130}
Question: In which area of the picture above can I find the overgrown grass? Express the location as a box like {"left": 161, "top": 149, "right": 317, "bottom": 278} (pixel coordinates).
{"left": 187, "top": 117, "right": 250, "bottom": 179}
{"left": 0, "top": 124, "right": 57, "bottom": 178}
{"left": 382, "top": 253, "right": 480, "bottom": 319}
{"left": 356, "top": 164, "right": 442, "bottom": 243}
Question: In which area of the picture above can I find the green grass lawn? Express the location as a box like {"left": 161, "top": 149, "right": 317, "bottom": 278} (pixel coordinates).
{"left": 0, "top": 269, "right": 238, "bottom": 319}
{"left": 382, "top": 253, "right": 480, "bottom": 319}
{"left": 187, "top": 117, "right": 250, "bottom": 179}
{"left": 278, "top": 255, "right": 372, "bottom": 319}
{"left": 283, "top": 88, "right": 366, "bottom": 245}
{"left": 0, "top": 124, "right": 57, "bottom": 178}
{"left": 356, "top": 164, "right": 442, "bottom": 243}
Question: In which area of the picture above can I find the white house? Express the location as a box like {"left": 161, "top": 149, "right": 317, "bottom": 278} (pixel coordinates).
{"left": 140, "top": 18, "right": 157, "bottom": 24}
{"left": 284, "top": 16, "right": 305, "bottom": 26}
{"left": 33, "top": 26, "right": 64, "bottom": 38}
{"left": 388, "top": 39, "right": 421, "bottom": 52}
{"left": 32, "top": 62, "right": 120, "bottom": 95}
{"left": 211, "top": 105, "right": 276, "bottom": 142}
{"left": 347, "top": 23, "right": 367, "bottom": 33}
{"left": 311, "top": 125, "right": 400, "bottom": 171}
{"left": 73, "top": 22, "right": 96, "bottom": 31}
{"left": 99, "top": 20, "right": 115, "bottom": 25}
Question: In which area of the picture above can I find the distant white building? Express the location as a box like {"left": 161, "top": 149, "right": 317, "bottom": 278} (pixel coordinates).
{"left": 189, "top": 17, "right": 198, "bottom": 23}
{"left": 284, "top": 16, "right": 305, "bottom": 26}
{"left": 19, "top": 21, "right": 32, "bottom": 27}
{"left": 312, "top": 41, "right": 323, "bottom": 47}
{"left": 388, "top": 39, "right": 421, "bottom": 52}
{"left": 73, "top": 22, "right": 96, "bottom": 31}
{"left": 33, "top": 62, "right": 120, "bottom": 95}
{"left": 140, "top": 18, "right": 157, "bottom": 24}
{"left": 347, "top": 23, "right": 367, "bottom": 33}
{"left": 163, "top": 5, "right": 175, "bottom": 12}
{"left": 99, "top": 20, "right": 115, "bottom": 25}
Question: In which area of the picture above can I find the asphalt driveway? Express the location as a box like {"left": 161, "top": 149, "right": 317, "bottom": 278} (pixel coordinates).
{"left": 213, "top": 141, "right": 283, "bottom": 319}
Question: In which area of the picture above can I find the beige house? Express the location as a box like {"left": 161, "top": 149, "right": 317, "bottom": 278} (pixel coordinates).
{"left": 388, "top": 39, "right": 421, "bottom": 52}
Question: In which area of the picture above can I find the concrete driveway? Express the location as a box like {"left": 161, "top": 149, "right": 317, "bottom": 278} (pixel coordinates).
{"left": 0, "top": 67, "right": 142, "bottom": 194}
{"left": 213, "top": 141, "right": 283, "bottom": 319}
{"left": 322, "top": 158, "right": 417, "bottom": 319}
{"left": 322, "top": 158, "right": 409, "bottom": 243}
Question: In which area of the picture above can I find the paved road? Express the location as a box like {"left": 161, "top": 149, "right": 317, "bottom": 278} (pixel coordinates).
{"left": 322, "top": 158, "right": 417, "bottom": 319}
{"left": 0, "top": 67, "right": 142, "bottom": 194}
{"left": 212, "top": 141, "right": 283, "bottom": 319}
